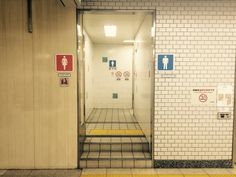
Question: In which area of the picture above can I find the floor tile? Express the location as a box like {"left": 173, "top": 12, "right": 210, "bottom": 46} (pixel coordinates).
{"left": 156, "top": 169, "right": 182, "bottom": 174}
{"left": 110, "top": 160, "right": 122, "bottom": 168}
{"left": 180, "top": 169, "right": 205, "bottom": 174}
{"left": 81, "top": 175, "right": 106, "bottom": 177}
{"left": 111, "top": 152, "right": 122, "bottom": 158}
{"left": 107, "top": 168, "right": 132, "bottom": 174}
{"left": 107, "top": 175, "right": 132, "bottom": 177}
{"left": 228, "top": 169, "right": 236, "bottom": 174}
{"left": 184, "top": 175, "right": 208, "bottom": 177}
{"left": 208, "top": 175, "right": 236, "bottom": 177}
{"left": 158, "top": 175, "right": 184, "bottom": 177}
{"left": 82, "top": 169, "right": 106, "bottom": 175}
{"left": 132, "top": 168, "right": 157, "bottom": 174}
{"left": 204, "top": 169, "right": 231, "bottom": 174}
{"left": 132, "top": 175, "right": 158, "bottom": 177}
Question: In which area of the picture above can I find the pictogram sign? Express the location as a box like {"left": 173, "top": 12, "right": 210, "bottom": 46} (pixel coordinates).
{"left": 199, "top": 94, "right": 208, "bottom": 102}
{"left": 115, "top": 71, "right": 122, "bottom": 80}
{"left": 157, "top": 54, "right": 174, "bottom": 71}
{"left": 60, "top": 77, "right": 69, "bottom": 87}
{"left": 123, "top": 71, "right": 130, "bottom": 80}
{"left": 109, "top": 60, "right": 117, "bottom": 70}
{"left": 55, "top": 54, "right": 73, "bottom": 72}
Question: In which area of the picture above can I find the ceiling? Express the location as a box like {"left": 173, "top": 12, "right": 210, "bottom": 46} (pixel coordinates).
{"left": 83, "top": 12, "right": 147, "bottom": 44}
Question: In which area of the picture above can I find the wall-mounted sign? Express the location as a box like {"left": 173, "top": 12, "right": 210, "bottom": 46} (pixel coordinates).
{"left": 109, "top": 60, "right": 116, "bottom": 70}
{"left": 115, "top": 71, "right": 122, "bottom": 80}
{"left": 60, "top": 77, "right": 69, "bottom": 87}
{"left": 217, "top": 84, "right": 233, "bottom": 107}
{"left": 102, "top": 57, "right": 108, "bottom": 63}
{"left": 123, "top": 71, "right": 130, "bottom": 80}
{"left": 191, "top": 87, "right": 216, "bottom": 106}
{"left": 157, "top": 54, "right": 174, "bottom": 71}
{"left": 112, "top": 93, "right": 118, "bottom": 99}
{"left": 55, "top": 54, "right": 73, "bottom": 72}
{"left": 58, "top": 73, "right": 71, "bottom": 77}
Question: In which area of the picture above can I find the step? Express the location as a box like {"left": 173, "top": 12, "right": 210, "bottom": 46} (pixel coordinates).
{"left": 80, "top": 159, "right": 152, "bottom": 168}
{"left": 83, "top": 137, "right": 149, "bottom": 152}
{"left": 80, "top": 152, "right": 152, "bottom": 168}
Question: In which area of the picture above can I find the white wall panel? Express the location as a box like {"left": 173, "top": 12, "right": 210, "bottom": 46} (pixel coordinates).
{"left": 92, "top": 44, "right": 133, "bottom": 109}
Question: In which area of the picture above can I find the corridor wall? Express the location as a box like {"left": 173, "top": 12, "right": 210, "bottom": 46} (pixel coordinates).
{"left": 0, "top": 0, "right": 77, "bottom": 168}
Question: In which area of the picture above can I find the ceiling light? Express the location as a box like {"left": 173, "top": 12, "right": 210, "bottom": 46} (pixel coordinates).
{"left": 104, "top": 25, "right": 117, "bottom": 37}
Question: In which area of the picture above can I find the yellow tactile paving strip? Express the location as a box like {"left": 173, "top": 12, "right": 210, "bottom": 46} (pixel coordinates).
{"left": 81, "top": 174, "right": 236, "bottom": 177}
{"left": 89, "top": 129, "right": 144, "bottom": 136}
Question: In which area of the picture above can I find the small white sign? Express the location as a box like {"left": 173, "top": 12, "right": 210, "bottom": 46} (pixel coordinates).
{"left": 191, "top": 87, "right": 216, "bottom": 106}
{"left": 217, "top": 84, "right": 233, "bottom": 107}
{"left": 58, "top": 73, "right": 71, "bottom": 77}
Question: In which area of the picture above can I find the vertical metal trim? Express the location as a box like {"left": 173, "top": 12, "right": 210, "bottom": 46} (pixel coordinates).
{"left": 27, "top": 0, "right": 32, "bottom": 33}
{"left": 151, "top": 9, "right": 156, "bottom": 168}
{"left": 232, "top": 48, "right": 236, "bottom": 165}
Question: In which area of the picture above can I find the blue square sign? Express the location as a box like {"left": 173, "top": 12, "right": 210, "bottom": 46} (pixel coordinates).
{"left": 157, "top": 54, "right": 174, "bottom": 70}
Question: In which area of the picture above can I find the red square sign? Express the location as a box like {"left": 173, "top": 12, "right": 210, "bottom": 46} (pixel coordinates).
{"left": 55, "top": 54, "right": 73, "bottom": 72}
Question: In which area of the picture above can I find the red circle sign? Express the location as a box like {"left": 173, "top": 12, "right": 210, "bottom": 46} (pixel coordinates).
{"left": 199, "top": 94, "right": 208, "bottom": 102}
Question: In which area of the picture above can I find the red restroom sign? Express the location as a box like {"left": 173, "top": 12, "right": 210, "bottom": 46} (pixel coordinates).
{"left": 55, "top": 54, "right": 73, "bottom": 72}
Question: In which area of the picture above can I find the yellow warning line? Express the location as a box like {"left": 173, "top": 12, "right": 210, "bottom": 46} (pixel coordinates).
{"left": 89, "top": 129, "right": 144, "bottom": 136}
{"left": 80, "top": 174, "right": 236, "bottom": 177}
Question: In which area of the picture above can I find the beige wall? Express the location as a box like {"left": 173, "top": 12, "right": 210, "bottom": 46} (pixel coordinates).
{"left": 0, "top": 0, "right": 77, "bottom": 169}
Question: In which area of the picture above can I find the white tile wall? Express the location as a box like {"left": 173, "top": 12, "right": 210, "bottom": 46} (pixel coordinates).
{"left": 79, "top": 0, "right": 236, "bottom": 161}
{"left": 92, "top": 44, "right": 133, "bottom": 108}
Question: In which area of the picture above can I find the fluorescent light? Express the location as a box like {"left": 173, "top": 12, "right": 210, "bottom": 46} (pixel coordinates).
{"left": 104, "top": 25, "right": 117, "bottom": 37}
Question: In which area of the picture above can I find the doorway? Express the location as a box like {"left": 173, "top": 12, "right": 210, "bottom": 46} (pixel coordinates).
{"left": 77, "top": 10, "right": 155, "bottom": 168}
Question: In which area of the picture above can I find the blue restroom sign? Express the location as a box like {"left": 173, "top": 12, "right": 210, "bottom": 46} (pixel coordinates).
{"left": 109, "top": 60, "right": 116, "bottom": 70}
{"left": 157, "top": 54, "right": 174, "bottom": 70}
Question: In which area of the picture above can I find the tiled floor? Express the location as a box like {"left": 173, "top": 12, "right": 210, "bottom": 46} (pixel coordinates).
{"left": 86, "top": 109, "right": 136, "bottom": 123}
{"left": 81, "top": 108, "right": 151, "bottom": 168}
{"left": 80, "top": 168, "right": 236, "bottom": 177}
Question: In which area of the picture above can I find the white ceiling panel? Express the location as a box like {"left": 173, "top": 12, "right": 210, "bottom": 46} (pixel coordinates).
{"left": 83, "top": 12, "right": 146, "bottom": 44}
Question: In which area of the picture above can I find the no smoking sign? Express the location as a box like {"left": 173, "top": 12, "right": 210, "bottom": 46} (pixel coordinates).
{"left": 199, "top": 94, "right": 208, "bottom": 102}
{"left": 191, "top": 87, "right": 216, "bottom": 106}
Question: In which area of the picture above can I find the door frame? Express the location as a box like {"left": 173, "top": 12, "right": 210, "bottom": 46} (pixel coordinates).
{"left": 76, "top": 9, "right": 156, "bottom": 168}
